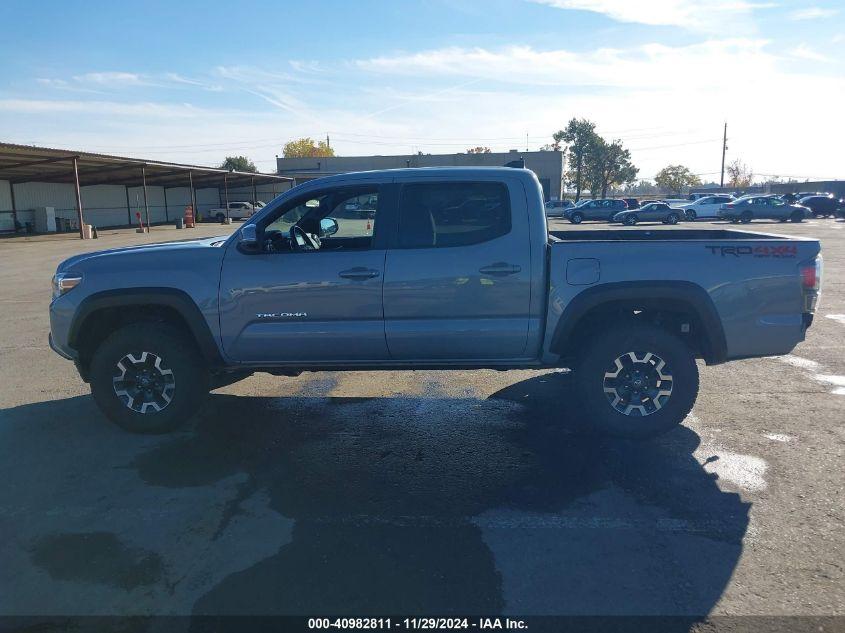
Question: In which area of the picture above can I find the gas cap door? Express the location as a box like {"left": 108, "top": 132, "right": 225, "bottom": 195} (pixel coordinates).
{"left": 566, "top": 258, "right": 600, "bottom": 285}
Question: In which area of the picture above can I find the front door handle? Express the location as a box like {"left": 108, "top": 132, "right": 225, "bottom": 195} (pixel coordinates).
{"left": 339, "top": 267, "right": 380, "bottom": 280}
{"left": 479, "top": 263, "right": 522, "bottom": 276}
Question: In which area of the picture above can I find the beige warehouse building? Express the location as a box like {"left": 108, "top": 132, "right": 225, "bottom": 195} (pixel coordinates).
{"left": 276, "top": 150, "right": 566, "bottom": 201}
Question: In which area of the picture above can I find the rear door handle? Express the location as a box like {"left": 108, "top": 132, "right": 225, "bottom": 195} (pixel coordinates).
{"left": 479, "top": 263, "right": 522, "bottom": 276}
{"left": 339, "top": 267, "right": 380, "bottom": 280}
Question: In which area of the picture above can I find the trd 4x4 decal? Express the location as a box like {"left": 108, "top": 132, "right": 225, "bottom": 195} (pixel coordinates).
{"left": 706, "top": 245, "right": 798, "bottom": 258}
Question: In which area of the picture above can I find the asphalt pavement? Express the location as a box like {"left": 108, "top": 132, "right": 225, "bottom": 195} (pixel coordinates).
{"left": 0, "top": 218, "right": 842, "bottom": 623}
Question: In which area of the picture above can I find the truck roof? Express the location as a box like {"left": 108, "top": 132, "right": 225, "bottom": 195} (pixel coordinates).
{"left": 297, "top": 166, "right": 536, "bottom": 187}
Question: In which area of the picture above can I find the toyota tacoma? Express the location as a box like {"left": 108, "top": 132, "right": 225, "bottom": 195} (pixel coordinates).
{"left": 49, "top": 167, "right": 823, "bottom": 438}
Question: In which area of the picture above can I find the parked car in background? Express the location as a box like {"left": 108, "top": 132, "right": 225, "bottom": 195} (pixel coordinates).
{"left": 687, "top": 193, "right": 711, "bottom": 201}
{"left": 677, "top": 195, "right": 735, "bottom": 220}
{"left": 718, "top": 195, "right": 811, "bottom": 223}
{"left": 798, "top": 195, "right": 840, "bottom": 218}
{"left": 612, "top": 202, "right": 683, "bottom": 225}
{"left": 564, "top": 198, "right": 627, "bottom": 223}
{"left": 545, "top": 199, "right": 575, "bottom": 217}
{"left": 622, "top": 198, "right": 640, "bottom": 209}
{"left": 661, "top": 198, "right": 690, "bottom": 207}
{"left": 207, "top": 201, "right": 259, "bottom": 222}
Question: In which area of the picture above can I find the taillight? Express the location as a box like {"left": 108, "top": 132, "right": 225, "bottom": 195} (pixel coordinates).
{"left": 801, "top": 255, "right": 822, "bottom": 315}
{"left": 801, "top": 256, "right": 821, "bottom": 290}
{"left": 725, "top": 203, "right": 735, "bottom": 208}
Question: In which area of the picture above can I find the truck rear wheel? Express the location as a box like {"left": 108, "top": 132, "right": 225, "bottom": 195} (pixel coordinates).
{"left": 573, "top": 324, "right": 698, "bottom": 439}
{"left": 89, "top": 323, "right": 209, "bottom": 434}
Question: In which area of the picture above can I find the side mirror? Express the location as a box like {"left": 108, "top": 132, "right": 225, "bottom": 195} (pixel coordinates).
{"left": 238, "top": 224, "right": 260, "bottom": 253}
{"left": 320, "top": 217, "right": 339, "bottom": 237}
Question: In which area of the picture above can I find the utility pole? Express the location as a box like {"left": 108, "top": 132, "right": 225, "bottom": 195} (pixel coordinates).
{"left": 720, "top": 122, "right": 728, "bottom": 188}
{"left": 326, "top": 134, "right": 330, "bottom": 149}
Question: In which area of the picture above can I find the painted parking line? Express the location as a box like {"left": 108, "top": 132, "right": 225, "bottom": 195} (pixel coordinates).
{"left": 776, "top": 354, "right": 845, "bottom": 396}
{"left": 826, "top": 314, "right": 845, "bottom": 325}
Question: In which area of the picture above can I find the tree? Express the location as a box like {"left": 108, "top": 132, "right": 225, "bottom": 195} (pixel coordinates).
{"left": 282, "top": 137, "right": 335, "bottom": 158}
{"left": 726, "top": 159, "right": 753, "bottom": 188}
{"left": 219, "top": 155, "right": 257, "bottom": 172}
{"left": 584, "top": 138, "right": 638, "bottom": 198}
{"left": 539, "top": 142, "right": 561, "bottom": 151}
{"left": 554, "top": 118, "right": 599, "bottom": 201}
{"left": 654, "top": 164, "right": 701, "bottom": 195}
{"left": 466, "top": 146, "right": 492, "bottom": 154}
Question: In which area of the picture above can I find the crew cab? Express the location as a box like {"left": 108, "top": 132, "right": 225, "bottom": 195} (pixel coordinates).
{"left": 207, "top": 201, "right": 261, "bottom": 222}
{"left": 49, "top": 167, "right": 822, "bottom": 439}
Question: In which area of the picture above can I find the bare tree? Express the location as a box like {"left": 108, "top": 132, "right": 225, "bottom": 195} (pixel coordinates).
{"left": 726, "top": 159, "right": 753, "bottom": 188}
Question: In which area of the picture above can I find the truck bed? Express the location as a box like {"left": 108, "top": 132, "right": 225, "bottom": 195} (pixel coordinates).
{"left": 546, "top": 227, "right": 821, "bottom": 362}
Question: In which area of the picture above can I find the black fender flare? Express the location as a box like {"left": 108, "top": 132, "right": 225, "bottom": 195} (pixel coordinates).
{"left": 68, "top": 288, "right": 223, "bottom": 366}
{"left": 550, "top": 281, "right": 728, "bottom": 365}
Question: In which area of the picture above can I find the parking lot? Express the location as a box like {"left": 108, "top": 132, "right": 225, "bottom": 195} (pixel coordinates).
{"left": 0, "top": 218, "right": 843, "bottom": 621}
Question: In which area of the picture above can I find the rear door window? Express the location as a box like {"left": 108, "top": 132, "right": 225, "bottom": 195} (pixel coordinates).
{"left": 398, "top": 182, "right": 511, "bottom": 248}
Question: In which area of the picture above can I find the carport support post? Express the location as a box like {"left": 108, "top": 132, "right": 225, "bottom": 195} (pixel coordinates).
{"left": 163, "top": 187, "right": 169, "bottom": 222}
{"left": 189, "top": 171, "right": 197, "bottom": 221}
{"left": 224, "top": 174, "right": 230, "bottom": 221}
{"left": 125, "top": 186, "right": 132, "bottom": 225}
{"left": 141, "top": 166, "right": 150, "bottom": 232}
{"left": 251, "top": 176, "right": 257, "bottom": 207}
{"left": 9, "top": 182, "right": 17, "bottom": 229}
{"left": 72, "top": 156, "right": 85, "bottom": 239}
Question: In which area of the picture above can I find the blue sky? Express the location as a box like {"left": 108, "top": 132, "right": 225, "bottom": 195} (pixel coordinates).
{"left": 1, "top": 0, "right": 843, "bottom": 181}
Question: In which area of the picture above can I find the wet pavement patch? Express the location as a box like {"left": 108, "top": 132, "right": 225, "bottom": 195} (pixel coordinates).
{"left": 29, "top": 531, "right": 164, "bottom": 590}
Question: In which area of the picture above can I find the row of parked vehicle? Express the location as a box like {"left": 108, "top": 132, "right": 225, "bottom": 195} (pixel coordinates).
{"left": 545, "top": 191, "right": 845, "bottom": 225}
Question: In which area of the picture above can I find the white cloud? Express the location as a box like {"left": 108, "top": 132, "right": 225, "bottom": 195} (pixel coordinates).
{"left": 529, "top": 0, "right": 775, "bottom": 28}
{"left": 0, "top": 98, "right": 202, "bottom": 118}
{"left": 788, "top": 44, "right": 831, "bottom": 62}
{"left": 787, "top": 6, "right": 839, "bottom": 20}
{"left": 71, "top": 71, "right": 149, "bottom": 86}
{"left": 356, "top": 39, "right": 780, "bottom": 90}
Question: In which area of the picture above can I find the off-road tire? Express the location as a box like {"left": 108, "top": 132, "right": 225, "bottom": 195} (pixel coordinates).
{"left": 90, "top": 323, "right": 209, "bottom": 433}
{"left": 573, "top": 323, "right": 699, "bottom": 439}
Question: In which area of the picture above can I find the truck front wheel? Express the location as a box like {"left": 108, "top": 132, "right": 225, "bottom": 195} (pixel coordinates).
{"left": 89, "top": 323, "right": 209, "bottom": 433}
{"left": 573, "top": 324, "right": 699, "bottom": 439}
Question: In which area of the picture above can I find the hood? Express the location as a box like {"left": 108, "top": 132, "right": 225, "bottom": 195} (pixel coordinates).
{"left": 56, "top": 236, "right": 228, "bottom": 273}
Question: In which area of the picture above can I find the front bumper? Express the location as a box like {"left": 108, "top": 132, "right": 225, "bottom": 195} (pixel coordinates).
{"left": 48, "top": 332, "right": 76, "bottom": 360}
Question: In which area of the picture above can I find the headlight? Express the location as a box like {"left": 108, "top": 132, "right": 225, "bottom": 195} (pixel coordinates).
{"left": 52, "top": 272, "right": 82, "bottom": 300}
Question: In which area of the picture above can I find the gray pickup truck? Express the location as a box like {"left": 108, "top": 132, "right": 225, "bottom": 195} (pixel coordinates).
{"left": 49, "top": 167, "right": 823, "bottom": 438}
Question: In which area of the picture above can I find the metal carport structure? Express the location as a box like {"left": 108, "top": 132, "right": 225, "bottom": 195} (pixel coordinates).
{"left": 0, "top": 142, "right": 293, "bottom": 238}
